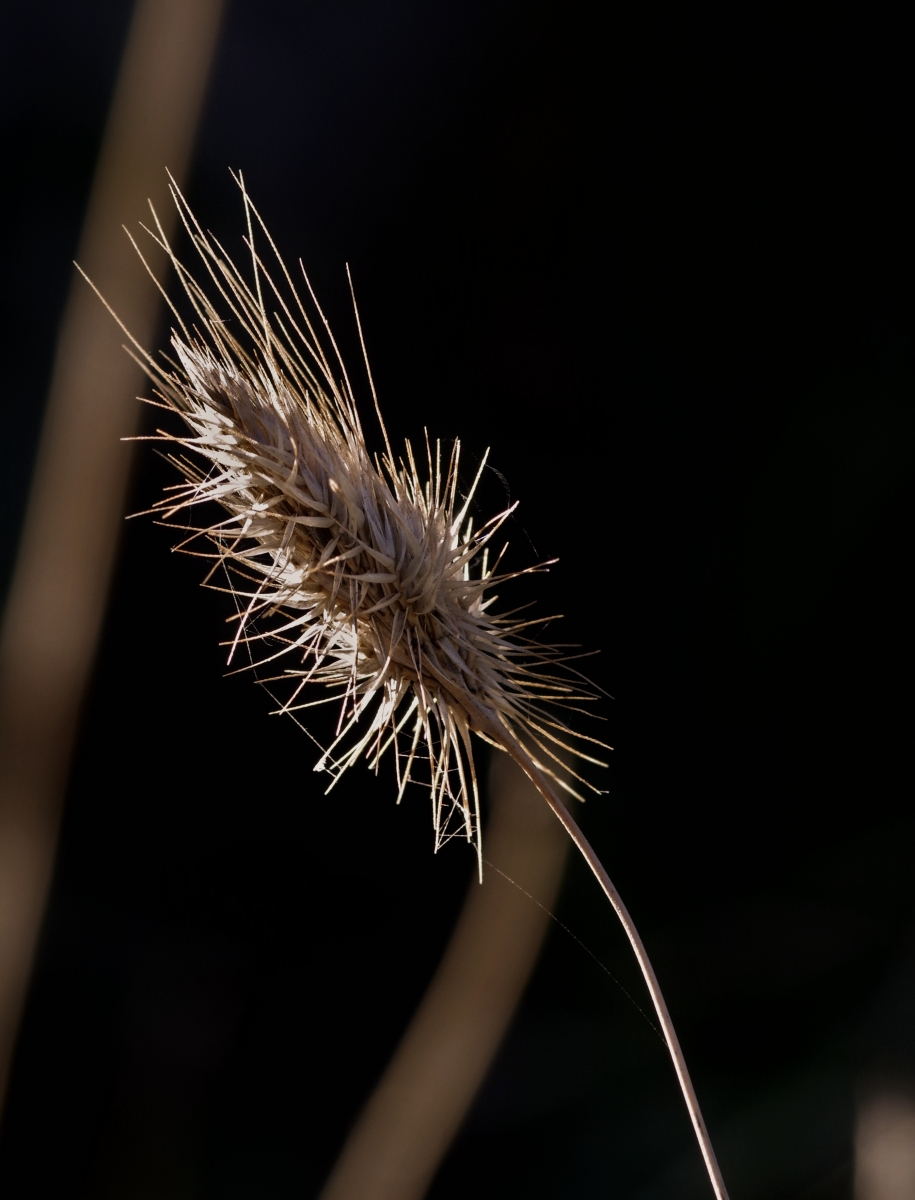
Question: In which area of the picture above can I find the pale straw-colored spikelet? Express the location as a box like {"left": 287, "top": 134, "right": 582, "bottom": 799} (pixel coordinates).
{"left": 85, "top": 174, "right": 606, "bottom": 873}
{"left": 84, "top": 176, "right": 730, "bottom": 1196}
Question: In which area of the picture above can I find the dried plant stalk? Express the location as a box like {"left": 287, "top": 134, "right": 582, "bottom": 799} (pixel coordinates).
{"left": 86, "top": 176, "right": 729, "bottom": 1197}
{"left": 0, "top": 0, "right": 223, "bottom": 1119}
{"left": 319, "top": 751, "right": 569, "bottom": 1200}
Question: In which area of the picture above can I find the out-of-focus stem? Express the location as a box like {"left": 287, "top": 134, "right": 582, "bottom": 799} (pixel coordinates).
{"left": 318, "top": 750, "right": 569, "bottom": 1200}
{"left": 0, "top": 0, "right": 224, "bottom": 1119}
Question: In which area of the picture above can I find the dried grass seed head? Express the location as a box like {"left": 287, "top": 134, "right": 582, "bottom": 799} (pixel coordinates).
{"left": 95, "top": 175, "right": 607, "bottom": 869}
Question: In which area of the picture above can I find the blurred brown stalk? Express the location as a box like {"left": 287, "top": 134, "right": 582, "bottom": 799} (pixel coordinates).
{"left": 319, "top": 750, "right": 569, "bottom": 1200}
{"left": 0, "top": 0, "right": 224, "bottom": 1118}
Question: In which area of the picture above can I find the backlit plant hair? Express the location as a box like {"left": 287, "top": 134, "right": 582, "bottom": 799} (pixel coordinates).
{"left": 83, "top": 174, "right": 729, "bottom": 1198}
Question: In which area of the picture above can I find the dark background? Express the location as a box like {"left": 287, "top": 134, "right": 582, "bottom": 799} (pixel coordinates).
{"left": 2, "top": 3, "right": 914, "bottom": 1197}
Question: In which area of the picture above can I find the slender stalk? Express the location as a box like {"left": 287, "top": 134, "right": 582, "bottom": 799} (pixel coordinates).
{"left": 470, "top": 707, "right": 729, "bottom": 1199}
{"left": 318, "top": 751, "right": 568, "bottom": 1200}
{"left": 0, "top": 0, "right": 224, "bottom": 1119}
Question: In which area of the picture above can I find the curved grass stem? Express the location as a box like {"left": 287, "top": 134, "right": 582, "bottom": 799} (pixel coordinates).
{"left": 477, "top": 713, "right": 729, "bottom": 1199}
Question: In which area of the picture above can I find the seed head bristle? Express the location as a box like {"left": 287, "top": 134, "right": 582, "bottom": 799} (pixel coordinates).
{"left": 111, "top": 174, "right": 607, "bottom": 871}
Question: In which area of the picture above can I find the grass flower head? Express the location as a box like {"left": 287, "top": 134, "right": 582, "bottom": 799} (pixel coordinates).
{"left": 94, "top": 176, "right": 605, "bottom": 873}
{"left": 83, "top": 175, "right": 729, "bottom": 1198}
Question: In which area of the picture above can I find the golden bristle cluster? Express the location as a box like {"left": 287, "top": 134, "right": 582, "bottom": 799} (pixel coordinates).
{"left": 97, "top": 176, "right": 606, "bottom": 869}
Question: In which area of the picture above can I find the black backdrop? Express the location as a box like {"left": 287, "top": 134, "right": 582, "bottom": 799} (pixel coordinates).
{"left": 2, "top": 4, "right": 914, "bottom": 1197}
